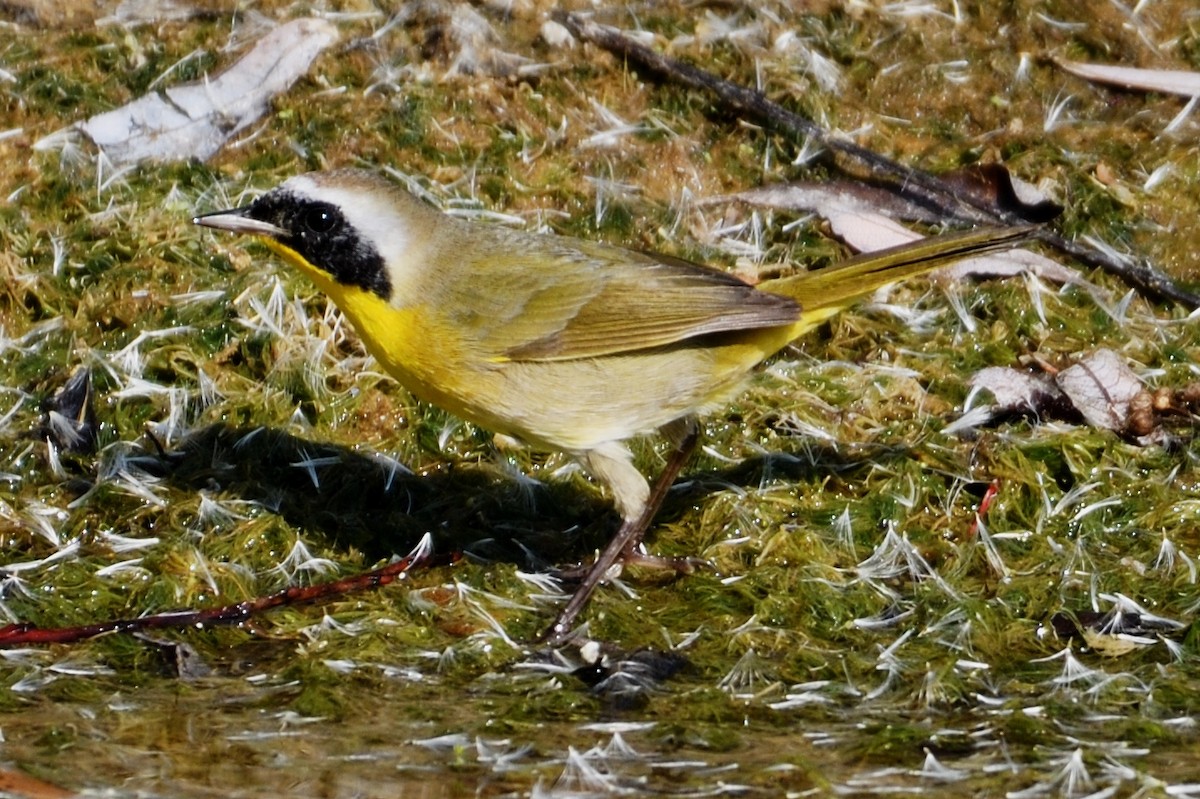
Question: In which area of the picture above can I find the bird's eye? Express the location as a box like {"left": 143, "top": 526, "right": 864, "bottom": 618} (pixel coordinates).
{"left": 301, "top": 206, "right": 337, "bottom": 235}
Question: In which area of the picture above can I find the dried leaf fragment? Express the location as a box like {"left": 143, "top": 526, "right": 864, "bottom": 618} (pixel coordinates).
{"left": 938, "top": 164, "right": 1062, "bottom": 224}
{"left": 134, "top": 633, "right": 214, "bottom": 680}
{"left": 62, "top": 18, "right": 338, "bottom": 165}
{"left": 714, "top": 164, "right": 1060, "bottom": 228}
{"left": 1055, "top": 349, "right": 1144, "bottom": 431}
{"left": 960, "top": 349, "right": 1197, "bottom": 442}
{"left": 711, "top": 173, "right": 1072, "bottom": 283}
{"left": 1057, "top": 58, "right": 1200, "bottom": 98}
{"left": 968, "top": 366, "right": 1064, "bottom": 416}
{"left": 1048, "top": 608, "right": 1186, "bottom": 657}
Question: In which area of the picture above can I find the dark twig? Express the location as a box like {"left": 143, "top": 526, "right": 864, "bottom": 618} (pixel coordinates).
{"left": 558, "top": 13, "right": 997, "bottom": 225}
{"left": 0, "top": 537, "right": 448, "bottom": 647}
{"left": 555, "top": 12, "right": 1200, "bottom": 309}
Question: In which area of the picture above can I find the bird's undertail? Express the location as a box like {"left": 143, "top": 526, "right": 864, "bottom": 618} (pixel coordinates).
{"left": 759, "top": 225, "right": 1040, "bottom": 335}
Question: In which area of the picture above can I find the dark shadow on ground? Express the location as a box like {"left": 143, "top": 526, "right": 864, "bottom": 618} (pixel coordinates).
{"left": 151, "top": 423, "right": 911, "bottom": 569}
{"left": 151, "top": 423, "right": 607, "bottom": 567}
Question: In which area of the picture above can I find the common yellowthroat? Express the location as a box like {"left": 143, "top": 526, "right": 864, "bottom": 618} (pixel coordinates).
{"left": 195, "top": 169, "right": 1035, "bottom": 642}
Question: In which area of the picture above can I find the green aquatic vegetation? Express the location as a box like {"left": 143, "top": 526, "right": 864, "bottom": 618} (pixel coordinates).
{"left": 0, "top": 2, "right": 1197, "bottom": 796}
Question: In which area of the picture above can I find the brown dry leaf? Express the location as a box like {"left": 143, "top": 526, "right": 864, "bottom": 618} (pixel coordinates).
{"left": 711, "top": 180, "right": 945, "bottom": 225}
{"left": 961, "top": 350, "right": 1164, "bottom": 439}
{"left": 938, "top": 164, "right": 1062, "bottom": 224}
{"left": 932, "top": 246, "right": 1083, "bottom": 285}
{"left": 711, "top": 175, "right": 1074, "bottom": 283}
{"left": 968, "top": 366, "right": 1063, "bottom": 414}
{"left": 826, "top": 207, "right": 917, "bottom": 253}
{"left": 1055, "top": 349, "right": 1145, "bottom": 431}
{"left": 133, "top": 634, "right": 214, "bottom": 680}
{"left": 41, "top": 18, "right": 339, "bottom": 165}
{"left": 713, "top": 164, "right": 1060, "bottom": 227}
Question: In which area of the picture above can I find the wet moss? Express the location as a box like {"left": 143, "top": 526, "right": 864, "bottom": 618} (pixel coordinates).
{"left": 0, "top": 1, "right": 1199, "bottom": 795}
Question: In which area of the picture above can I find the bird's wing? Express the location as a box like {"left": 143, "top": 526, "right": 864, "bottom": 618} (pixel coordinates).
{"left": 455, "top": 236, "right": 800, "bottom": 363}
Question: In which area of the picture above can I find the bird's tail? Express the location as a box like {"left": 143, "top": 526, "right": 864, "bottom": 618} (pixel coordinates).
{"left": 759, "top": 225, "right": 1040, "bottom": 336}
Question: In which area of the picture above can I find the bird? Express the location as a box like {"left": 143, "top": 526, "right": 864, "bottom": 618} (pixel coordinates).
{"left": 194, "top": 168, "right": 1035, "bottom": 643}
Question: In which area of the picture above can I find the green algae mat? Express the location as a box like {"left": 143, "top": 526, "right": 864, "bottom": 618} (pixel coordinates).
{"left": 0, "top": 2, "right": 1199, "bottom": 796}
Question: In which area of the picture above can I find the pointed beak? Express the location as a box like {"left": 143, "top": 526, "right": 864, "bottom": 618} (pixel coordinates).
{"left": 193, "top": 207, "right": 287, "bottom": 238}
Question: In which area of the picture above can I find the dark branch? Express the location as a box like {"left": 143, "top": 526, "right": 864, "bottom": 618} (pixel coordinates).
{"left": 0, "top": 545, "right": 450, "bottom": 648}
{"left": 555, "top": 12, "right": 1200, "bottom": 309}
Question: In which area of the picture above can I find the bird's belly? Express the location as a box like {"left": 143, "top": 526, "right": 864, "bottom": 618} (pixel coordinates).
{"left": 460, "top": 343, "right": 774, "bottom": 452}
{"left": 341, "top": 288, "right": 789, "bottom": 452}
